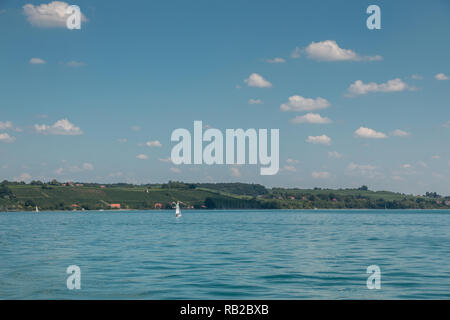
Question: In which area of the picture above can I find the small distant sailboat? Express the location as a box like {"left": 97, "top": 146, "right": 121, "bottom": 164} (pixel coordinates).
{"left": 175, "top": 201, "right": 182, "bottom": 218}
{"left": 35, "top": 205, "right": 39, "bottom": 213}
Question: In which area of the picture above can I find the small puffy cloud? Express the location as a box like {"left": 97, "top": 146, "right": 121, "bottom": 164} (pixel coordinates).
{"left": 35, "top": 118, "right": 83, "bottom": 135}
{"left": 170, "top": 167, "right": 181, "bottom": 173}
{"left": 23, "top": 1, "right": 87, "bottom": 28}
{"left": 136, "top": 154, "right": 148, "bottom": 160}
{"left": 348, "top": 163, "right": 376, "bottom": 171}
{"left": 66, "top": 61, "right": 85, "bottom": 67}
{"left": 283, "top": 165, "right": 296, "bottom": 172}
{"left": 280, "top": 95, "right": 330, "bottom": 112}
{"left": 443, "top": 121, "right": 450, "bottom": 129}
{"left": 291, "top": 47, "right": 301, "bottom": 59}
{"left": 391, "top": 129, "right": 411, "bottom": 137}
{"left": 0, "top": 121, "right": 21, "bottom": 132}
{"left": 29, "top": 57, "right": 46, "bottom": 64}
{"left": 265, "top": 57, "right": 285, "bottom": 63}
{"left": 14, "top": 173, "right": 32, "bottom": 182}
{"left": 159, "top": 157, "right": 172, "bottom": 163}
{"left": 146, "top": 140, "right": 162, "bottom": 147}
{"left": 312, "top": 171, "right": 329, "bottom": 179}
{"left": 431, "top": 155, "right": 440, "bottom": 160}
{"left": 435, "top": 73, "right": 448, "bottom": 81}
{"left": 0, "top": 133, "right": 16, "bottom": 143}
{"left": 131, "top": 125, "right": 140, "bottom": 132}
{"left": 248, "top": 98, "right": 263, "bottom": 105}
{"left": 306, "top": 135, "right": 331, "bottom": 145}
{"left": 82, "top": 162, "right": 94, "bottom": 170}
{"left": 347, "top": 162, "right": 379, "bottom": 178}
{"left": 0, "top": 121, "right": 13, "bottom": 130}
{"left": 346, "top": 78, "right": 412, "bottom": 97}
{"left": 290, "top": 113, "right": 331, "bottom": 124}
{"left": 328, "top": 151, "right": 343, "bottom": 159}
{"left": 244, "top": 73, "right": 272, "bottom": 88}
{"left": 355, "top": 126, "right": 387, "bottom": 139}
{"left": 304, "top": 40, "right": 382, "bottom": 62}
{"left": 230, "top": 167, "right": 241, "bottom": 177}
{"left": 411, "top": 74, "right": 423, "bottom": 80}
{"left": 117, "top": 138, "right": 127, "bottom": 143}
{"left": 402, "top": 164, "right": 412, "bottom": 169}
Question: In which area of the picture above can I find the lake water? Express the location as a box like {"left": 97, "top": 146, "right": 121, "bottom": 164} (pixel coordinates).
{"left": 0, "top": 209, "right": 449, "bottom": 299}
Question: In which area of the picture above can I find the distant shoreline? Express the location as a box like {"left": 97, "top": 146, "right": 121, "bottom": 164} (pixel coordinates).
{"left": 1, "top": 181, "right": 449, "bottom": 211}
{"left": 1, "top": 208, "right": 449, "bottom": 213}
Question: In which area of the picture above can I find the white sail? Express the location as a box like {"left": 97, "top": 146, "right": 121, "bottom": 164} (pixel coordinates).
{"left": 175, "top": 201, "right": 181, "bottom": 218}
{"left": 35, "top": 206, "right": 39, "bottom": 213}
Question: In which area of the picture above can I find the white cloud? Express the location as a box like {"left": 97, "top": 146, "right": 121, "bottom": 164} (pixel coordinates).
{"left": 411, "top": 74, "right": 423, "bottom": 80}
{"left": 117, "top": 138, "right": 127, "bottom": 143}
{"left": 283, "top": 165, "right": 296, "bottom": 172}
{"left": 402, "top": 164, "right": 412, "bottom": 169}
{"left": 230, "top": 167, "right": 241, "bottom": 177}
{"left": 0, "top": 133, "right": 15, "bottom": 143}
{"left": 131, "top": 125, "right": 141, "bottom": 132}
{"left": 159, "top": 157, "right": 172, "bottom": 163}
{"left": 312, "top": 171, "right": 329, "bottom": 179}
{"left": 328, "top": 151, "right": 343, "bottom": 159}
{"left": 248, "top": 98, "right": 263, "bottom": 105}
{"left": 435, "top": 73, "right": 448, "bottom": 81}
{"left": 290, "top": 113, "right": 331, "bottom": 124}
{"left": 244, "top": 73, "right": 272, "bottom": 88}
{"left": 346, "top": 78, "right": 412, "bottom": 97}
{"left": 23, "top": 1, "right": 87, "bottom": 28}
{"left": 146, "top": 140, "right": 162, "bottom": 147}
{"left": 347, "top": 162, "right": 379, "bottom": 178}
{"left": 431, "top": 155, "right": 440, "bottom": 160}
{"left": 14, "top": 173, "right": 32, "bottom": 182}
{"left": 354, "top": 127, "right": 387, "bottom": 139}
{"left": 280, "top": 95, "right": 330, "bottom": 112}
{"left": 443, "top": 121, "right": 450, "bottom": 129}
{"left": 170, "top": 167, "right": 181, "bottom": 173}
{"left": 391, "top": 129, "right": 411, "bottom": 137}
{"left": 0, "top": 121, "right": 13, "bottom": 130}
{"left": 348, "top": 163, "right": 376, "bottom": 171}
{"left": 29, "top": 57, "right": 46, "bottom": 64}
{"left": 66, "top": 61, "right": 85, "bottom": 67}
{"left": 35, "top": 118, "right": 83, "bottom": 135}
{"left": 306, "top": 135, "right": 331, "bottom": 145}
{"left": 291, "top": 47, "right": 301, "bottom": 59}
{"left": 136, "top": 154, "right": 148, "bottom": 160}
{"left": 304, "top": 40, "right": 382, "bottom": 62}
{"left": 82, "top": 162, "right": 94, "bottom": 170}
{"left": 0, "top": 121, "right": 21, "bottom": 132}
{"left": 136, "top": 154, "right": 149, "bottom": 160}
{"left": 54, "top": 168, "right": 63, "bottom": 175}
{"left": 265, "top": 57, "right": 285, "bottom": 63}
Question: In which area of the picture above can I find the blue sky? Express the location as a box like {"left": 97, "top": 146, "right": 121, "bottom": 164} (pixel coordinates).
{"left": 0, "top": 0, "right": 449, "bottom": 194}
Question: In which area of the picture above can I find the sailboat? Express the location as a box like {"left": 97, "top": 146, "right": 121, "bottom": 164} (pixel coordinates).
{"left": 35, "top": 205, "right": 39, "bottom": 213}
{"left": 175, "top": 201, "right": 182, "bottom": 218}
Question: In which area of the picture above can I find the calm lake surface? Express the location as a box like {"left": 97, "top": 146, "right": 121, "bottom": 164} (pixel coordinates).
{"left": 0, "top": 209, "right": 449, "bottom": 299}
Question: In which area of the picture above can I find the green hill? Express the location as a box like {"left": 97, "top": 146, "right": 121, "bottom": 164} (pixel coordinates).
{"left": 0, "top": 181, "right": 448, "bottom": 211}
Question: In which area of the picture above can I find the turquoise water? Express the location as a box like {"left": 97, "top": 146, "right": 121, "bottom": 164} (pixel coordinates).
{"left": 0, "top": 209, "right": 449, "bottom": 299}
